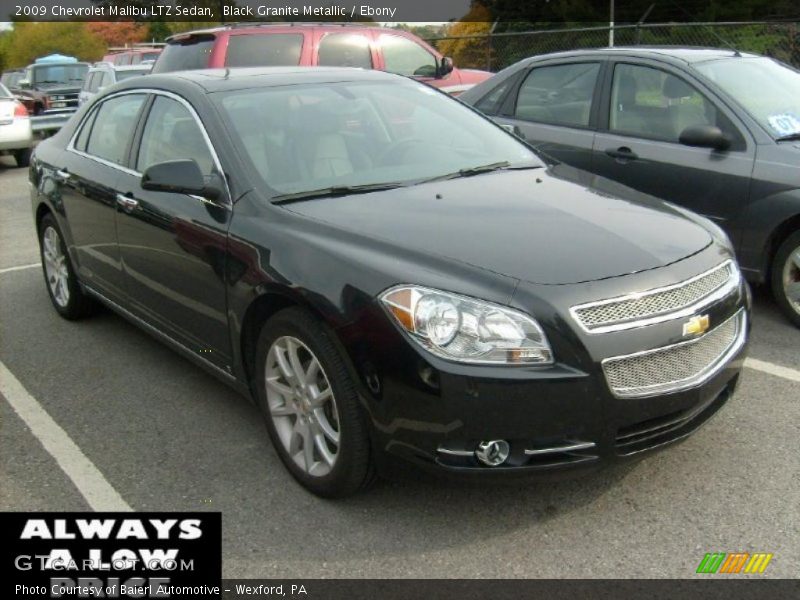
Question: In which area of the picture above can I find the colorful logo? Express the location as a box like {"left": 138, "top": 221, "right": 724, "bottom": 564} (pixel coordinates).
{"left": 696, "top": 552, "right": 773, "bottom": 574}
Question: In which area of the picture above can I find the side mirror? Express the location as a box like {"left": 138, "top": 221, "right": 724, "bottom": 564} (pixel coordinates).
{"left": 141, "top": 159, "right": 221, "bottom": 200}
{"left": 437, "top": 56, "right": 454, "bottom": 79}
{"left": 679, "top": 124, "right": 731, "bottom": 151}
{"left": 497, "top": 122, "right": 525, "bottom": 140}
{"left": 19, "top": 79, "right": 30, "bottom": 89}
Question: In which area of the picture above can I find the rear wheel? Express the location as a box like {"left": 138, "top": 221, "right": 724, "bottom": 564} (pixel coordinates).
{"left": 38, "top": 213, "right": 96, "bottom": 319}
{"left": 771, "top": 230, "right": 800, "bottom": 327}
{"left": 254, "top": 307, "right": 374, "bottom": 497}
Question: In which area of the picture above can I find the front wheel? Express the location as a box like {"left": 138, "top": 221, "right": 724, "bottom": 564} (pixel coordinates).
{"left": 254, "top": 307, "right": 374, "bottom": 497}
{"left": 771, "top": 230, "right": 800, "bottom": 328}
{"left": 38, "top": 213, "right": 96, "bottom": 319}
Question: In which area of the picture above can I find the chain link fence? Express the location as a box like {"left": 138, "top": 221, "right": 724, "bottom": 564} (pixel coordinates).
{"left": 427, "top": 22, "right": 800, "bottom": 72}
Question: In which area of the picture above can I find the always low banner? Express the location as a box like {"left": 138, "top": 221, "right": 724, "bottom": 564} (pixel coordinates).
{"left": 2, "top": 512, "right": 222, "bottom": 598}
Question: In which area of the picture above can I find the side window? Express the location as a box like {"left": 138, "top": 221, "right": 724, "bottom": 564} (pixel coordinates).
{"left": 515, "top": 62, "right": 600, "bottom": 127}
{"left": 225, "top": 34, "right": 303, "bottom": 67}
{"left": 610, "top": 63, "right": 719, "bottom": 142}
{"left": 136, "top": 96, "right": 214, "bottom": 177}
{"left": 318, "top": 33, "right": 372, "bottom": 69}
{"left": 115, "top": 54, "right": 131, "bottom": 66}
{"left": 475, "top": 77, "right": 516, "bottom": 116}
{"left": 82, "top": 73, "right": 95, "bottom": 92}
{"left": 379, "top": 34, "right": 437, "bottom": 77}
{"left": 74, "top": 108, "right": 99, "bottom": 152}
{"left": 85, "top": 94, "right": 146, "bottom": 165}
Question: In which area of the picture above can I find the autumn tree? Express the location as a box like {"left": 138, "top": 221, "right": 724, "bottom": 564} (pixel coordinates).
{"left": 86, "top": 22, "right": 148, "bottom": 48}
{"left": 437, "top": 4, "right": 494, "bottom": 70}
{"left": 4, "top": 23, "right": 106, "bottom": 68}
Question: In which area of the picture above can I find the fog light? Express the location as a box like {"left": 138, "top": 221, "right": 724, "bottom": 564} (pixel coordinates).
{"left": 475, "top": 440, "right": 510, "bottom": 466}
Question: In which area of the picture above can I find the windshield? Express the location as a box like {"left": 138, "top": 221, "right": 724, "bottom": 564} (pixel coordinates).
{"left": 32, "top": 64, "right": 88, "bottom": 85}
{"left": 695, "top": 57, "right": 800, "bottom": 139}
{"left": 215, "top": 80, "right": 540, "bottom": 196}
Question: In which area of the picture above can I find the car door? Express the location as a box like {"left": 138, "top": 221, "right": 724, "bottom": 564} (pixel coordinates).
{"left": 591, "top": 60, "right": 756, "bottom": 237}
{"left": 59, "top": 92, "right": 148, "bottom": 301}
{"left": 491, "top": 60, "right": 606, "bottom": 170}
{"left": 114, "top": 93, "right": 233, "bottom": 370}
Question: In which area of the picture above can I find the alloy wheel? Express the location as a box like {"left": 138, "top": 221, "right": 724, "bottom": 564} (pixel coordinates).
{"left": 42, "top": 226, "right": 70, "bottom": 308}
{"left": 264, "top": 336, "right": 340, "bottom": 477}
{"left": 783, "top": 243, "right": 800, "bottom": 316}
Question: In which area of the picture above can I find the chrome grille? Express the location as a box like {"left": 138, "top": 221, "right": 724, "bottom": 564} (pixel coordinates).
{"left": 573, "top": 261, "right": 736, "bottom": 332}
{"left": 602, "top": 310, "right": 745, "bottom": 399}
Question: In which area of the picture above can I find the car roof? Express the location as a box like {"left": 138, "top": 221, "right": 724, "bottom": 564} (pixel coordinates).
{"left": 167, "top": 22, "right": 409, "bottom": 41}
{"left": 114, "top": 66, "right": 405, "bottom": 93}
{"left": 522, "top": 46, "right": 761, "bottom": 65}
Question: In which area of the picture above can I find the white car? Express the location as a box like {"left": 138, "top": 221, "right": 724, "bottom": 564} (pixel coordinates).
{"left": 78, "top": 63, "right": 151, "bottom": 106}
{"left": 0, "top": 83, "right": 33, "bottom": 167}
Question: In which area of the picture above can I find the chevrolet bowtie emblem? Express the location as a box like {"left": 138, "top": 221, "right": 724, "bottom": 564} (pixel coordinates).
{"left": 683, "top": 314, "right": 711, "bottom": 337}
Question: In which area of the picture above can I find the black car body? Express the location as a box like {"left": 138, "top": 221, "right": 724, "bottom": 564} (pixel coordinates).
{"left": 29, "top": 68, "right": 750, "bottom": 496}
{"left": 460, "top": 47, "right": 800, "bottom": 327}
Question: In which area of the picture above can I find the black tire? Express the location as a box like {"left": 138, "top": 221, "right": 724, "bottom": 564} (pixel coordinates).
{"left": 254, "top": 307, "right": 374, "bottom": 498}
{"left": 38, "top": 213, "right": 96, "bottom": 320}
{"left": 771, "top": 230, "right": 800, "bottom": 328}
{"left": 14, "top": 148, "right": 31, "bottom": 168}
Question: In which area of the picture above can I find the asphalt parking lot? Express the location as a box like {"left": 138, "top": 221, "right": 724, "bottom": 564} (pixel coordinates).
{"left": 1, "top": 158, "right": 798, "bottom": 578}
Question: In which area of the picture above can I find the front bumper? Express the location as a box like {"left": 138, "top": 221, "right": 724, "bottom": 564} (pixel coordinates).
{"left": 339, "top": 250, "right": 750, "bottom": 481}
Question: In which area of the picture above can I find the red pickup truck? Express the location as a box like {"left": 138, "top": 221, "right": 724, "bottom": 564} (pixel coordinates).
{"left": 151, "top": 23, "right": 490, "bottom": 95}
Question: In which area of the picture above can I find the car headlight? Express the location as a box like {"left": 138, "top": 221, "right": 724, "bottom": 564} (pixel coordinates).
{"left": 380, "top": 285, "right": 553, "bottom": 365}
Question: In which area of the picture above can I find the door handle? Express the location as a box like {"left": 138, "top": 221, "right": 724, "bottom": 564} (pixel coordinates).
{"left": 605, "top": 146, "right": 639, "bottom": 162}
{"left": 116, "top": 193, "right": 139, "bottom": 212}
{"left": 54, "top": 169, "right": 70, "bottom": 183}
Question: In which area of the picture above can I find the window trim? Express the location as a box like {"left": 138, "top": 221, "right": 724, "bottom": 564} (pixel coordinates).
{"left": 67, "top": 89, "right": 232, "bottom": 206}
{"left": 509, "top": 59, "right": 606, "bottom": 131}
{"left": 601, "top": 59, "right": 751, "bottom": 151}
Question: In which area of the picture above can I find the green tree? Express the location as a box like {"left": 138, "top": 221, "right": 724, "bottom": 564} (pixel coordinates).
{"left": 4, "top": 23, "right": 105, "bottom": 68}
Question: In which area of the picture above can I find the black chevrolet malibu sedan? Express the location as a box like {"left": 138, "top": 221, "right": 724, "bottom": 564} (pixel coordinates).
{"left": 30, "top": 68, "right": 750, "bottom": 497}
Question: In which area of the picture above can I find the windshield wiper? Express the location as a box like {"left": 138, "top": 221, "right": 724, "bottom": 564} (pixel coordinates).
{"left": 271, "top": 182, "right": 407, "bottom": 204}
{"left": 419, "top": 161, "right": 542, "bottom": 184}
{"left": 775, "top": 133, "right": 800, "bottom": 142}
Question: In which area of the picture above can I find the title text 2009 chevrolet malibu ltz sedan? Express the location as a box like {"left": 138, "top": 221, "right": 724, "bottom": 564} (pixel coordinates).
{"left": 30, "top": 68, "right": 750, "bottom": 497}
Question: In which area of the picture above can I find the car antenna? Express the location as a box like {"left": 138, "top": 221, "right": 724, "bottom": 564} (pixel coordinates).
{"left": 666, "top": 0, "right": 741, "bottom": 56}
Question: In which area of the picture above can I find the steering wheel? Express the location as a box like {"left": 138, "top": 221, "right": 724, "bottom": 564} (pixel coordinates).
{"left": 377, "top": 139, "right": 427, "bottom": 166}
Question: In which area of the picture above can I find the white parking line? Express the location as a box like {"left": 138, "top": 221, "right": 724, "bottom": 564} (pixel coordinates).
{"left": 745, "top": 358, "right": 800, "bottom": 383}
{"left": 0, "top": 262, "right": 40, "bottom": 275}
{"left": 0, "top": 360, "right": 132, "bottom": 511}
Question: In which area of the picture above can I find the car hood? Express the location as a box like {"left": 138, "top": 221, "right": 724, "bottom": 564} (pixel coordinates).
{"left": 283, "top": 168, "right": 713, "bottom": 285}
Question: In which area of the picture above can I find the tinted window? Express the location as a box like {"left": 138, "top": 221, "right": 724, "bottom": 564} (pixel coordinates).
{"left": 610, "top": 63, "right": 719, "bottom": 142}
{"left": 152, "top": 35, "right": 215, "bottom": 73}
{"left": 318, "top": 33, "right": 372, "bottom": 69}
{"left": 379, "top": 34, "right": 437, "bottom": 77}
{"left": 225, "top": 34, "right": 303, "bottom": 67}
{"left": 137, "top": 96, "right": 214, "bottom": 176}
{"left": 74, "top": 108, "right": 98, "bottom": 152}
{"left": 475, "top": 77, "right": 515, "bottom": 115}
{"left": 32, "top": 64, "right": 88, "bottom": 86}
{"left": 515, "top": 63, "right": 599, "bottom": 127}
{"left": 85, "top": 94, "right": 146, "bottom": 165}
{"left": 115, "top": 54, "right": 131, "bottom": 66}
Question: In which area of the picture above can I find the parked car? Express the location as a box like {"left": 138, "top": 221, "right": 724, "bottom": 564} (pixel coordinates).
{"left": 16, "top": 58, "right": 88, "bottom": 116}
{"left": 0, "top": 82, "right": 33, "bottom": 167}
{"left": 151, "top": 22, "right": 490, "bottom": 94}
{"left": 102, "top": 46, "right": 163, "bottom": 66}
{"left": 79, "top": 63, "right": 152, "bottom": 106}
{"left": 460, "top": 47, "right": 800, "bottom": 327}
{"left": 1, "top": 69, "right": 25, "bottom": 92}
{"left": 30, "top": 68, "right": 749, "bottom": 497}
